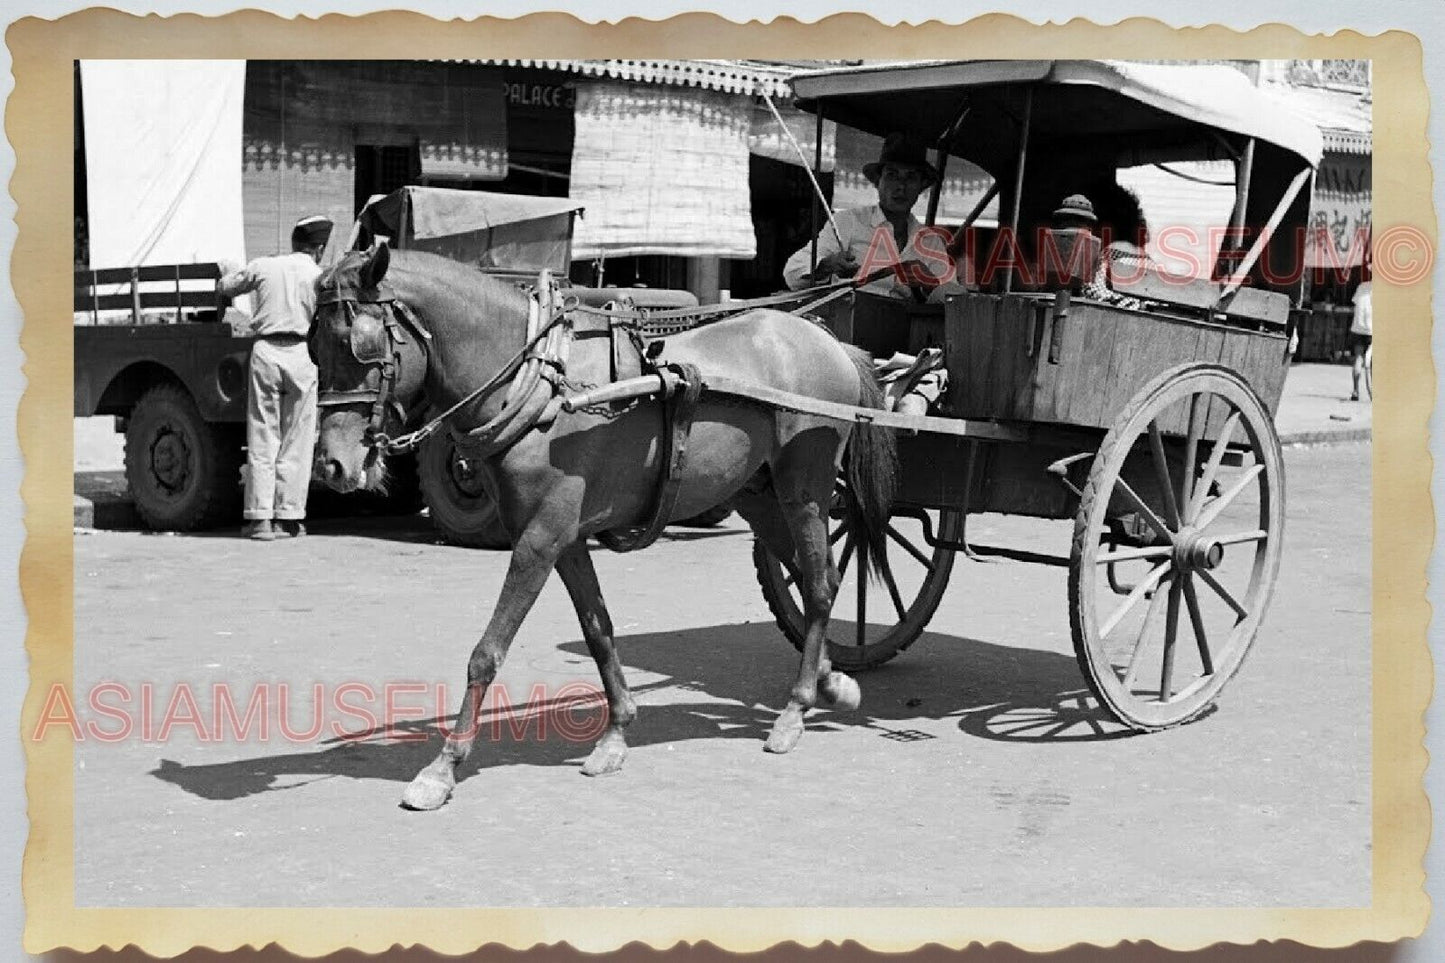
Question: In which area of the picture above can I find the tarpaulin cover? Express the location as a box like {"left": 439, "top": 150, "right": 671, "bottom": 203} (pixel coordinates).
{"left": 357, "top": 187, "right": 583, "bottom": 273}
{"left": 569, "top": 82, "right": 757, "bottom": 260}
{"left": 81, "top": 60, "right": 247, "bottom": 270}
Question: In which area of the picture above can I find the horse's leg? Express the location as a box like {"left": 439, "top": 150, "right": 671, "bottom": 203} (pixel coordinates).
{"left": 400, "top": 526, "right": 567, "bottom": 811}
{"left": 555, "top": 542, "right": 636, "bottom": 777}
{"left": 761, "top": 438, "right": 851, "bottom": 755}
{"left": 737, "top": 482, "right": 858, "bottom": 720}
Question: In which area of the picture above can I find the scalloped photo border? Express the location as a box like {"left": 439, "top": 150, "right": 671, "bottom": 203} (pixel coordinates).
{"left": 11, "top": 10, "right": 1433, "bottom": 956}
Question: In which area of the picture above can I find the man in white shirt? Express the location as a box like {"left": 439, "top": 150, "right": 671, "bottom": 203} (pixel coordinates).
{"left": 783, "top": 133, "right": 951, "bottom": 298}
{"left": 218, "top": 214, "right": 332, "bottom": 540}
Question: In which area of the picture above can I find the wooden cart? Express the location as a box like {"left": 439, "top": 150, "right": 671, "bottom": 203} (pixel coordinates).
{"left": 750, "top": 60, "right": 1324, "bottom": 730}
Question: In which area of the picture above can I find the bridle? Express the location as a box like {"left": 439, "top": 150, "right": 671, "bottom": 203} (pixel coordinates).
{"left": 313, "top": 276, "right": 432, "bottom": 453}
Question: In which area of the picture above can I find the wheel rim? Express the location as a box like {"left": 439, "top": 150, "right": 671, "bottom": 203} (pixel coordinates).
{"left": 759, "top": 497, "right": 959, "bottom": 670}
{"left": 148, "top": 422, "right": 194, "bottom": 495}
{"left": 1071, "top": 367, "right": 1284, "bottom": 729}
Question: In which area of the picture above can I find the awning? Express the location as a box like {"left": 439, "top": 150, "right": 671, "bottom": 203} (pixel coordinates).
{"left": 81, "top": 60, "right": 248, "bottom": 269}
{"left": 748, "top": 102, "right": 836, "bottom": 171}
{"left": 1262, "top": 82, "right": 1372, "bottom": 156}
{"left": 476, "top": 59, "right": 796, "bottom": 100}
{"left": 569, "top": 82, "right": 757, "bottom": 260}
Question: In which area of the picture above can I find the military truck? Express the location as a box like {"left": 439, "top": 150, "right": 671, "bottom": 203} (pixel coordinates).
{"left": 74, "top": 187, "right": 716, "bottom": 545}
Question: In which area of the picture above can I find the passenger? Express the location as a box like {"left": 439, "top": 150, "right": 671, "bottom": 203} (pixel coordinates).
{"left": 783, "top": 133, "right": 956, "bottom": 298}
{"left": 1051, "top": 192, "right": 1147, "bottom": 310}
{"left": 1094, "top": 183, "right": 1153, "bottom": 288}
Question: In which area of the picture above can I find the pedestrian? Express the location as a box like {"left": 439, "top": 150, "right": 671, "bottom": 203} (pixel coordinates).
{"left": 782, "top": 132, "right": 953, "bottom": 298}
{"left": 218, "top": 215, "right": 333, "bottom": 540}
{"left": 1349, "top": 270, "right": 1372, "bottom": 402}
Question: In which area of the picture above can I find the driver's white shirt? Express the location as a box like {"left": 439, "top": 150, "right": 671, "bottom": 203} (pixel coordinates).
{"left": 783, "top": 205, "right": 933, "bottom": 298}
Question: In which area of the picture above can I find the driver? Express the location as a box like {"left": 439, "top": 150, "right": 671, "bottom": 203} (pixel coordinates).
{"left": 782, "top": 133, "right": 954, "bottom": 298}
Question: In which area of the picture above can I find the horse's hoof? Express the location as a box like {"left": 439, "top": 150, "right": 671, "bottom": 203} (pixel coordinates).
{"left": 819, "top": 672, "right": 861, "bottom": 711}
{"left": 400, "top": 772, "right": 454, "bottom": 811}
{"left": 581, "top": 733, "right": 628, "bottom": 777}
{"left": 764, "top": 706, "right": 805, "bottom": 754}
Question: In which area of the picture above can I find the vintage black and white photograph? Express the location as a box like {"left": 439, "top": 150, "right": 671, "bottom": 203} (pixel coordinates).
{"left": 54, "top": 47, "right": 1394, "bottom": 934}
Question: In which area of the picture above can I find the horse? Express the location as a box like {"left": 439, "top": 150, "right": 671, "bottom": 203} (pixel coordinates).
{"left": 309, "top": 244, "right": 897, "bottom": 811}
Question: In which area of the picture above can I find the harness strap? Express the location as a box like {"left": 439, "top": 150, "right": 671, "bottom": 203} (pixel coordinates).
{"left": 569, "top": 278, "right": 856, "bottom": 324}
{"left": 596, "top": 362, "right": 704, "bottom": 554}
{"left": 374, "top": 297, "right": 573, "bottom": 455}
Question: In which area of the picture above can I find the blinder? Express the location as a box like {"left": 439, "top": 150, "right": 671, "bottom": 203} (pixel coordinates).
{"left": 348, "top": 309, "right": 391, "bottom": 365}
{"left": 314, "top": 272, "right": 430, "bottom": 452}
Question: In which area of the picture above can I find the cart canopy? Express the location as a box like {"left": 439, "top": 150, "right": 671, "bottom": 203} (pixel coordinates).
{"left": 355, "top": 187, "right": 585, "bottom": 274}
{"left": 793, "top": 60, "right": 1323, "bottom": 300}
{"left": 791, "top": 60, "right": 1323, "bottom": 170}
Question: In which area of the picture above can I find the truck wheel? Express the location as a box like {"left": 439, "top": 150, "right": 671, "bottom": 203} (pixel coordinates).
{"left": 418, "top": 434, "right": 510, "bottom": 549}
{"left": 124, "top": 383, "right": 243, "bottom": 531}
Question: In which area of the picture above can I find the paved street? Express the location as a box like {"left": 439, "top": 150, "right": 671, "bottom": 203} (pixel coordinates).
{"left": 64, "top": 441, "right": 1371, "bottom": 908}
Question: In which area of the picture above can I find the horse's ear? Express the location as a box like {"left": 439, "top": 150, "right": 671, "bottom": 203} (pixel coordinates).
{"left": 360, "top": 241, "right": 391, "bottom": 290}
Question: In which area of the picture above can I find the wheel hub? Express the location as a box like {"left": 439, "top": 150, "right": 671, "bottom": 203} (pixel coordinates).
{"left": 449, "top": 452, "right": 488, "bottom": 499}
{"left": 150, "top": 428, "right": 191, "bottom": 492}
{"left": 1173, "top": 528, "right": 1223, "bottom": 571}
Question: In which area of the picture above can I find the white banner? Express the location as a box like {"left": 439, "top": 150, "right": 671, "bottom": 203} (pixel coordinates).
{"left": 81, "top": 60, "right": 247, "bottom": 270}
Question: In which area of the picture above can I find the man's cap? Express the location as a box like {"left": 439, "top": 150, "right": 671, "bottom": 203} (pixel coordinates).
{"left": 863, "top": 133, "right": 939, "bottom": 186}
{"left": 1052, "top": 194, "right": 1098, "bottom": 224}
{"left": 291, "top": 215, "right": 334, "bottom": 249}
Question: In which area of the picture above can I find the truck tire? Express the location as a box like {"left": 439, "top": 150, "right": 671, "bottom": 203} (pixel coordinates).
{"left": 124, "top": 383, "right": 243, "bottom": 531}
{"left": 418, "top": 434, "right": 510, "bottom": 549}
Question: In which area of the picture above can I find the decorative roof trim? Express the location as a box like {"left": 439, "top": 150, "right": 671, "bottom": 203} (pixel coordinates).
{"left": 475, "top": 59, "right": 796, "bottom": 99}
{"left": 1322, "top": 128, "right": 1372, "bottom": 155}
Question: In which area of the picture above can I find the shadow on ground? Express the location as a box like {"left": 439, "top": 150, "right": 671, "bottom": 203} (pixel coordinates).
{"left": 151, "top": 620, "right": 1141, "bottom": 803}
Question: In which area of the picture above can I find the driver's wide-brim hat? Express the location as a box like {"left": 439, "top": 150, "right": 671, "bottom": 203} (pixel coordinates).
{"left": 863, "top": 133, "right": 940, "bottom": 186}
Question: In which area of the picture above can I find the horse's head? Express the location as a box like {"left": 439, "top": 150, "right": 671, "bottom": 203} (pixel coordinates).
{"left": 309, "top": 243, "right": 429, "bottom": 493}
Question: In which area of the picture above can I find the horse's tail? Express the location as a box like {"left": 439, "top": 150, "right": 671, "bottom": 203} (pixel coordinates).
{"left": 841, "top": 343, "right": 899, "bottom": 585}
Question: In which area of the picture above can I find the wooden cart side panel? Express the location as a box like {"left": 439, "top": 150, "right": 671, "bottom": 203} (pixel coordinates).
{"left": 946, "top": 294, "right": 1038, "bottom": 423}
{"left": 1043, "top": 301, "right": 1122, "bottom": 428}
{"left": 945, "top": 291, "right": 1289, "bottom": 439}
{"left": 1218, "top": 326, "right": 1290, "bottom": 418}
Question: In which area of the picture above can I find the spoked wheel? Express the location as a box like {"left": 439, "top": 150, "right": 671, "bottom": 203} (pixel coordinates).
{"left": 753, "top": 487, "right": 961, "bottom": 671}
{"left": 1069, "top": 363, "right": 1284, "bottom": 730}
